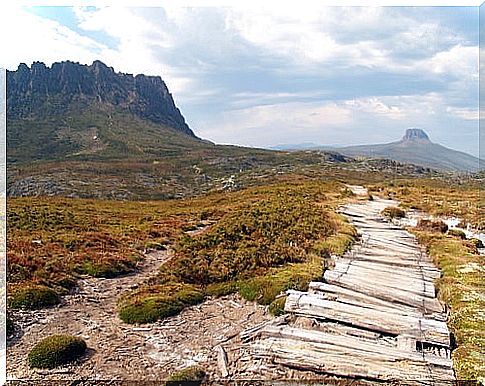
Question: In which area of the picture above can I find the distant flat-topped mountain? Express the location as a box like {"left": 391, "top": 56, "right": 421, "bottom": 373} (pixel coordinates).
{"left": 332, "top": 129, "right": 481, "bottom": 172}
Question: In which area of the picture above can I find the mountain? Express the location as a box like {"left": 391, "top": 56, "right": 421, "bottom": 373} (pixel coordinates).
{"left": 8, "top": 60, "right": 193, "bottom": 135}
{"left": 333, "top": 129, "right": 481, "bottom": 172}
{"left": 7, "top": 60, "right": 200, "bottom": 164}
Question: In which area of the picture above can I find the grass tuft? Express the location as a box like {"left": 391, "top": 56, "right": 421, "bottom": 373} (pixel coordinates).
{"left": 269, "top": 296, "right": 287, "bottom": 316}
{"left": 166, "top": 366, "right": 206, "bottom": 385}
{"left": 8, "top": 285, "right": 60, "bottom": 309}
{"left": 118, "top": 283, "right": 205, "bottom": 324}
{"left": 28, "top": 335, "right": 87, "bottom": 369}
{"left": 416, "top": 219, "right": 448, "bottom": 233}
{"left": 447, "top": 229, "right": 467, "bottom": 240}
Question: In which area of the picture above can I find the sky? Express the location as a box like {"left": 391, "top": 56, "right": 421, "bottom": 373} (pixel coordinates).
{"left": 0, "top": 5, "right": 480, "bottom": 156}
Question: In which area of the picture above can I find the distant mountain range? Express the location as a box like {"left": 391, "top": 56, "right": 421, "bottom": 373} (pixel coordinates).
{"left": 274, "top": 129, "right": 482, "bottom": 172}
{"left": 5, "top": 60, "right": 367, "bottom": 199}
{"left": 6, "top": 60, "right": 462, "bottom": 199}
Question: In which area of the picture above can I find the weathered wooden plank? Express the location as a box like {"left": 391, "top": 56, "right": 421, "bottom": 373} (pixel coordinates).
{"left": 330, "top": 263, "right": 437, "bottom": 296}
{"left": 324, "top": 270, "right": 442, "bottom": 307}
{"left": 284, "top": 292, "right": 449, "bottom": 346}
{"left": 338, "top": 255, "right": 439, "bottom": 270}
{"left": 342, "top": 253, "right": 441, "bottom": 276}
{"left": 333, "top": 258, "right": 437, "bottom": 281}
{"left": 324, "top": 269, "right": 436, "bottom": 299}
{"left": 216, "top": 345, "right": 229, "bottom": 377}
{"left": 257, "top": 325, "right": 452, "bottom": 367}
{"left": 252, "top": 337, "right": 454, "bottom": 383}
{"left": 298, "top": 318, "right": 386, "bottom": 341}
{"left": 334, "top": 258, "right": 439, "bottom": 281}
{"left": 361, "top": 236, "right": 422, "bottom": 250}
{"left": 307, "top": 283, "right": 446, "bottom": 321}
{"left": 240, "top": 316, "right": 287, "bottom": 343}
{"left": 363, "top": 240, "right": 423, "bottom": 254}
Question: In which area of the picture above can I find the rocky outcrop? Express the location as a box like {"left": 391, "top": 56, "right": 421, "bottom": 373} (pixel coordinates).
{"left": 7, "top": 60, "right": 195, "bottom": 137}
{"left": 401, "top": 128, "right": 430, "bottom": 143}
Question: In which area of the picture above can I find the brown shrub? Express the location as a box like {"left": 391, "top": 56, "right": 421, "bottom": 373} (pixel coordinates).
{"left": 416, "top": 219, "right": 448, "bottom": 233}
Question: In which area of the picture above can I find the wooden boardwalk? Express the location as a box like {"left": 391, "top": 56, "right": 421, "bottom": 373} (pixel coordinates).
{"left": 242, "top": 188, "right": 454, "bottom": 384}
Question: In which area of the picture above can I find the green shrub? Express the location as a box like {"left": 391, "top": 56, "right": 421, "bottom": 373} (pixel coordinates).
{"left": 119, "top": 300, "right": 181, "bottom": 324}
{"left": 79, "top": 260, "right": 134, "bottom": 278}
{"left": 381, "top": 206, "right": 405, "bottom": 219}
{"left": 169, "top": 195, "right": 334, "bottom": 285}
{"left": 269, "top": 296, "right": 287, "bottom": 316}
{"left": 238, "top": 277, "right": 277, "bottom": 305}
{"left": 447, "top": 229, "right": 467, "bottom": 240}
{"left": 28, "top": 335, "right": 87, "bottom": 369}
{"left": 166, "top": 366, "right": 206, "bottom": 385}
{"left": 144, "top": 242, "right": 167, "bottom": 251}
{"left": 238, "top": 260, "right": 322, "bottom": 306}
{"left": 119, "top": 284, "right": 205, "bottom": 324}
{"left": 205, "top": 281, "right": 238, "bottom": 297}
{"left": 8, "top": 285, "right": 60, "bottom": 309}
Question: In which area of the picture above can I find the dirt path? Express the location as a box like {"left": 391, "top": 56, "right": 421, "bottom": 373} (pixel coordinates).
{"left": 7, "top": 235, "right": 270, "bottom": 381}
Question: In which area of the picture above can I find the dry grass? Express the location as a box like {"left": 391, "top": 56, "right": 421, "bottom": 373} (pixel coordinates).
{"left": 369, "top": 178, "right": 482, "bottom": 229}
{"left": 117, "top": 181, "right": 356, "bottom": 323}
{"left": 8, "top": 180, "right": 355, "bottom": 317}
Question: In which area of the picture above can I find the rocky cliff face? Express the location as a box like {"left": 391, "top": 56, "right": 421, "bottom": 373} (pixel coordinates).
{"left": 7, "top": 60, "right": 195, "bottom": 137}
{"left": 401, "top": 128, "right": 431, "bottom": 143}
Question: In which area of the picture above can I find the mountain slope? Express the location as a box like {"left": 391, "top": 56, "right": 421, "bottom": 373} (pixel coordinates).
{"left": 335, "top": 129, "right": 481, "bottom": 172}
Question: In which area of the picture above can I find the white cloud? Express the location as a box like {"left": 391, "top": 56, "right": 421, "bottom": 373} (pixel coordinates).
{"left": 425, "top": 44, "right": 478, "bottom": 79}
{"left": 344, "top": 98, "right": 405, "bottom": 119}
{"left": 0, "top": 5, "right": 478, "bottom": 154}
{"left": 224, "top": 6, "right": 476, "bottom": 77}
{"left": 446, "top": 106, "right": 478, "bottom": 121}
{"left": 198, "top": 101, "right": 353, "bottom": 146}
{"left": 0, "top": 5, "right": 114, "bottom": 70}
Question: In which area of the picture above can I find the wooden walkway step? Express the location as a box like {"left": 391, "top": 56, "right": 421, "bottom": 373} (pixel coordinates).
{"left": 250, "top": 327, "right": 454, "bottom": 383}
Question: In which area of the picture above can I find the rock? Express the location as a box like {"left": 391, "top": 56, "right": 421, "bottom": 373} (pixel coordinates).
{"left": 7, "top": 60, "right": 194, "bottom": 137}
{"left": 402, "top": 128, "right": 431, "bottom": 142}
